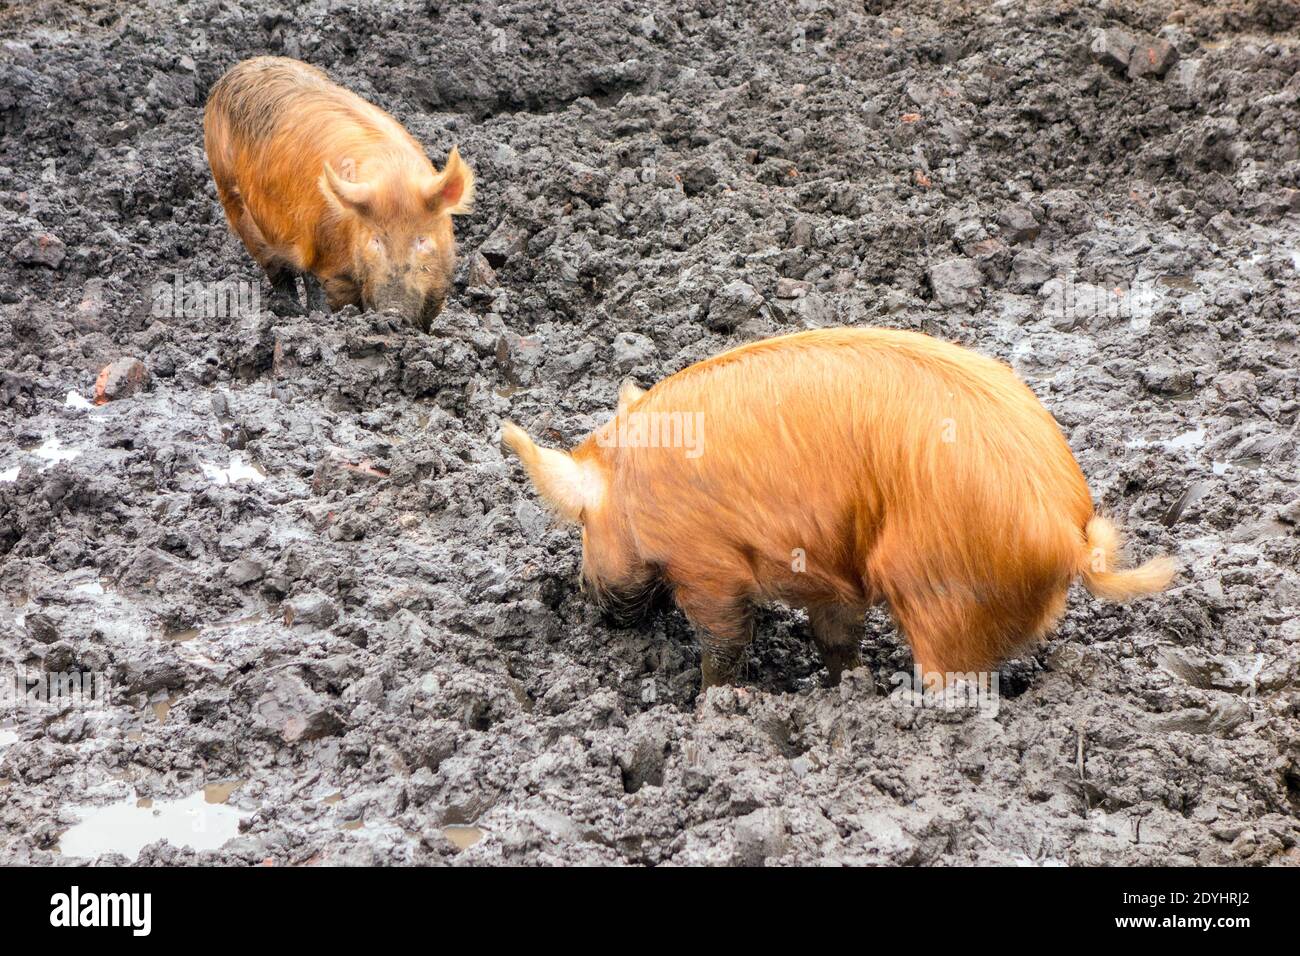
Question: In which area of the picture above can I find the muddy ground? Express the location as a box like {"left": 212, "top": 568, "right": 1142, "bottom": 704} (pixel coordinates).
{"left": 1, "top": 0, "right": 1298, "bottom": 865}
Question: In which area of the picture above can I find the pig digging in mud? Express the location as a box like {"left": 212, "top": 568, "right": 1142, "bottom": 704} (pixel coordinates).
{"left": 503, "top": 328, "right": 1175, "bottom": 691}
{"left": 204, "top": 56, "right": 474, "bottom": 330}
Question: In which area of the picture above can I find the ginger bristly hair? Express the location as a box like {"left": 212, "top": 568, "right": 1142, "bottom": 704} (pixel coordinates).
{"left": 501, "top": 328, "right": 1174, "bottom": 680}
{"left": 204, "top": 56, "right": 473, "bottom": 323}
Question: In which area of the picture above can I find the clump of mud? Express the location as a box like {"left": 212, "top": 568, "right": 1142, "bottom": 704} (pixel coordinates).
{"left": 1, "top": 0, "right": 1297, "bottom": 865}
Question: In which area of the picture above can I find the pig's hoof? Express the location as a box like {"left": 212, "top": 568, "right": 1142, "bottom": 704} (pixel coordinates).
{"left": 822, "top": 649, "right": 862, "bottom": 686}
{"left": 303, "top": 279, "right": 329, "bottom": 314}
{"left": 268, "top": 293, "right": 306, "bottom": 317}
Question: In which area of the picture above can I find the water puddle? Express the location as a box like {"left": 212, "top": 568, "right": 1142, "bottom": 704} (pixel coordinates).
{"left": 163, "top": 627, "right": 202, "bottom": 643}
{"left": 58, "top": 790, "right": 250, "bottom": 860}
{"left": 1126, "top": 427, "right": 1206, "bottom": 453}
{"left": 1212, "top": 454, "right": 1264, "bottom": 477}
{"left": 200, "top": 454, "right": 266, "bottom": 485}
{"left": 204, "top": 780, "right": 245, "bottom": 804}
{"left": 30, "top": 436, "right": 81, "bottom": 468}
{"left": 443, "top": 825, "right": 484, "bottom": 850}
{"left": 1164, "top": 427, "right": 1206, "bottom": 451}
{"left": 150, "top": 693, "right": 179, "bottom": 724}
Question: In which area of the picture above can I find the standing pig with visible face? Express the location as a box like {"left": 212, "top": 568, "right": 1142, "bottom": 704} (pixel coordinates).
{"left": 502, "top": 328, "right": 1174, "bottom": 691}
{"left": 204, "top": 57, "right": 474, "bottom": 329}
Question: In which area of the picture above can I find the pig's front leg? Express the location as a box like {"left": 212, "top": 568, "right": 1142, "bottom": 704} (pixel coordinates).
{"left": 265, "top": 266, "right": 305, "bottom": 316}
{"left": 807, "top": 604, "right": 864, "bottom": 685}
{"left": 303, "top": 272, "right": 330, "bottom": 314}
{"left": 321, "top": 275, "right": 362, "bottom": 314}
{"left": 674, "top": 586, "right": 753, "bottom": 691}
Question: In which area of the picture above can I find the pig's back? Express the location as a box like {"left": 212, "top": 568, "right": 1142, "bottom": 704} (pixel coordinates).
{"left": 205, "top": 57, "right": 426, "bottom": 184}
{"left": 619, "top": 328, "right": 1092, "bottom": 598}
{"left": 204, "top": 57, "right": 430, "bottom": 264}
{"left": 207, "top": 57, "right": 400, "bottom": 144}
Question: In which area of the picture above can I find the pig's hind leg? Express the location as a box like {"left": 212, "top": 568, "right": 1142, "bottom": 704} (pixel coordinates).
{"left": 227, "top": 196, "right": 304, "bottom": 316}
{"left": 807, "top": 604, "right": 864, "bottom": 685}
{"left": 674, "top": 585, "right": 754, "bottom": 690}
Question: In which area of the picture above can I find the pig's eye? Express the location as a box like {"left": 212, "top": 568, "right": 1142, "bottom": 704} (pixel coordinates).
{"left": 415, "top": 236, "right": 433, "bottom": 253}
{"left": 368, "top": 237, "right": 383, "bottom": 254}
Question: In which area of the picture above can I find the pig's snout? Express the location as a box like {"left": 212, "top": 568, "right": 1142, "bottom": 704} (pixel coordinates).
{"left": 367, "top": 283, "right": 436, "bottom": 329}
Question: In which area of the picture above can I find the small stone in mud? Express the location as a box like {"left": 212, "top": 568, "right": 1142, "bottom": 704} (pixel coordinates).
{"left": 283, "top": 592, "right": 338, "bottom": 629}
{"left": 327, "top": 511, "right": 366, "bottom": 542}
{"left": 0, "top": 371, "right": 36, "bottom": 410}
{"left": 311, "top": 455, "right": 388, "bottom": 495}
{"left": 611, "top": 331, "right": 655, "bottom": 372}
{"left": 1138, "top": 364, "right": 1194, "bottom": 395}
{"left": 1009, "top": 249, "right": 1054, "bottom": 292}
{"left": 928, "top": 257, "right": 981, "bottom": 307}
{"left": 678, "top": 159, "right": 718, "bottom": 196}
{"left": 225, "top": 559, "right": 265, "bottom": 586}
{"left": 255, "top": 672, "right": 343, "bottom": 743}
{"left": 464, "top": 251, "right": 498, "bottom": 289}
{"left": 93, "top": 358, "right": 149, "bottom": 405}
{"left": 775, "top": 277, "right": 811, "bottom": 299}
{"left": 1206, "top": 210, "right": 1237, "bottom": 242}
{"left": 24, "top": 612, "right": 60, "bottom": 644}
{"left": 564, "top": 162, "right": 609, "bottom": 202}
{"left": 1278, "top": 497, "right": 1300, "bottom": 527}
{"left": 998, "top": 205, "right": 1040, "bottom": 243}
{"left": 551, "top": 341, "right": 597, "bottom": 377}
{"left": 11, "top": 232, "right": 66, "bottom": 269}
{"left": 965, "top": 237, "right": 1008, "bottom": 266}
{"left": 479, "top": 220, "right": 526, "bottom": 268}
{"left": 119, "top": 657, "right": 185, "bottom": 697}
{"left": 707, "top": 280, "right": 765, "bottom": 331}
{"left": 1089, "top": 28, "right": 1136, "bottom": 73}
{"left": 732, "top": 807, "right": 788, "bottom": 866}
{"left": 1128, "top": 38, "right": 1179, "bottom": 80}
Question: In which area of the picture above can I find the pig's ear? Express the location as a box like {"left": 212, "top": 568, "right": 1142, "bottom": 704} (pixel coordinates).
{"left": 425, "top": 147, "right": 475, "bottom": 215}
{"left": 319, "top": 161, "right": 374, "bottom": 217}
{"left": 501, "top": 422, "right": 602, "bottom": 524}
{"left": 616, "top": 381, "right": 646, "bottom": 416}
